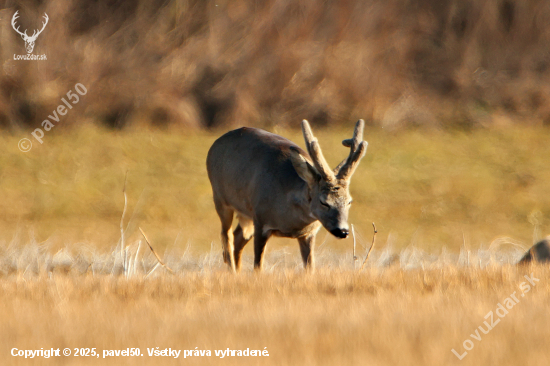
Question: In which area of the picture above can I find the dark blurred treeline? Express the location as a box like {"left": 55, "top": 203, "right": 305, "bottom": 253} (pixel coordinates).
{"left": 2, "top": 0, "right": 550, "bottom": 130}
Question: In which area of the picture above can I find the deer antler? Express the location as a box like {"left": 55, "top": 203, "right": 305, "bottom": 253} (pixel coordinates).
{"left": 11, "top": 11, "right": 28, "bottom": 38}
{"left": 301, "top": 120, "right": 335, "bottom": 181}
{"left": 28, "top": 13, "right": 48, "bottom": 41}
{"left": 336, "top": 119, "right": 368, "bottom": 180}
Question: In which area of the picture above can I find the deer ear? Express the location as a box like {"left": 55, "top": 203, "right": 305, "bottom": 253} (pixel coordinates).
{"left": 289, "top": 147, "right": 318, "bottom": 188}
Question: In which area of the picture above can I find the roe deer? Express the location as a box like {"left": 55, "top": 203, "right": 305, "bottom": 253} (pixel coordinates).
{"left": 206, "top": 120, "right": 367, "bottom": 272}
{"left": 518, "top": 238, "right": 550, "bottom": 265}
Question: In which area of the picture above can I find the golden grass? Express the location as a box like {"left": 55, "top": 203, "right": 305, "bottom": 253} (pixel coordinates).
{"left": 1, "top": 265, "right": 549, "bottom": 366}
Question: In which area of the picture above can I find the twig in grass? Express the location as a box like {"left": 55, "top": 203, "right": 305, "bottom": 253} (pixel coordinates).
{"left": 139, "top": 227, "right": 174, "bottom": 274}
{"left": 120, "top": 170, "right": 128, "bottom": 274}
{"left": 360, "top": 222, "right": 377, "bottom": 271}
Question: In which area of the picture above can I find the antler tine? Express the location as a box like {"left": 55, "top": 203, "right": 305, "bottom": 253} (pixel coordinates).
{"left": 337, "top": 141, "right": 367, "bottom": 180}
{"left": 41, "top": 13, "right": 49, "bottom": 28}
{"left": 342, "top": 119, "right": 364, "bottom": 149}
{"left": 11, "top": 11, "right": 27, "bottom": 37}
{"left": 301, "top": 120, "right": 335, "bottom": 181}
{"left": 336, "top": 120, "right": 368, "bottom": 180}
{"left": 301, "top": 119, "right": 316, "bottom": 146}
{"left": 30, "top": 13, "right": 49, "bottom": 39}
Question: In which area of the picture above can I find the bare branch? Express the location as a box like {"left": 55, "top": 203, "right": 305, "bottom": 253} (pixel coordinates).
{"left": 360, "top": 222, "right": 377, "bottom": 271}
{"left": 139, "top": 227, "right": 175, "bottom": 274}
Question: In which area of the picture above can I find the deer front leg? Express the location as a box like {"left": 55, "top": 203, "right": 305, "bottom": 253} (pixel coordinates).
{"left": 253, "top": 223, "right": 271, "bottom": 271}
{"left": 298, "top": 234, "right": 315, "bottom": 271}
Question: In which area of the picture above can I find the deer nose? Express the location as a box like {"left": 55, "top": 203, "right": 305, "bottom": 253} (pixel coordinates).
{"left": 330, "top": 228, "right": 349, "bottom": 239}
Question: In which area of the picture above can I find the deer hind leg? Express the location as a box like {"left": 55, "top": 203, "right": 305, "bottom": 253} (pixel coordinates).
{"left": 213, "top": 199, "right": 236, "bottom": 272}
{"left": 233, "top": 214, "right": 254, "bottom": 272}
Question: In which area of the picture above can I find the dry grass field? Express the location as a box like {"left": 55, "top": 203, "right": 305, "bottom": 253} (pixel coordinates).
{"left": 1, "top": 253, "right": 549, "bottom": 366}
{"left": 2, "top": 125, "right": 550, "bottom": 365}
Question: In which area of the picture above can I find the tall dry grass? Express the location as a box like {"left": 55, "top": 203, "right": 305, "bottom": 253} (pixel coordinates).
{"left": 1, "top": 242, "right": 549, "bottom": 366}
{"left": 3, "top": 0, "right": 550, "bottom": 130}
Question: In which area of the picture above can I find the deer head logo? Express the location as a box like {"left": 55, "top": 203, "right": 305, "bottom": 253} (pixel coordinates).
{"left": 11, "top": 11, "right": 49, "bottom": 54}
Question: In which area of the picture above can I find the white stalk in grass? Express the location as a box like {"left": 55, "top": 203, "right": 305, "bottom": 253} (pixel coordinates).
{"left": 119, "top": 171, "right": 128, "bottom": 275}
{"left": 124, "top": 245, "right": 131, "bottom": 278}
{"left": 133, "top": 240, "right": 142, "bottom": 276}
{"left": 145, "top": 263, "right": 160, "bottom": 278}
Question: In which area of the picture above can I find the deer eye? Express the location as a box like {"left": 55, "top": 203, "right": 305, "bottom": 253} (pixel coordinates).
{"left": 348, "top": 200, "right": 353, "bottom": 205}
{"left": 320, "top": 201, "right": 330, "bottom": 209}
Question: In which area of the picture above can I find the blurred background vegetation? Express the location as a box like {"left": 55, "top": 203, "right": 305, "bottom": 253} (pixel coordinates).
{"left": 3, "top": 0, "right": 550, "bottom": 130}
{"left": 1, "top": 0, "right": 550, "bottom": 256}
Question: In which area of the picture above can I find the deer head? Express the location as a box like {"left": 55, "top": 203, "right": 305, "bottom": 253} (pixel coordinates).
{"left": 11, "top": 11, "right": 49, "bottom": 54}
{"left": 290, "top": 119, "right": 367, "bottom": 239}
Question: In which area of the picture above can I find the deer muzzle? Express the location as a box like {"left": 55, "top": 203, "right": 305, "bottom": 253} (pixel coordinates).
{"left": 330, "top": 227, "right": 349, "bottom": 239}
